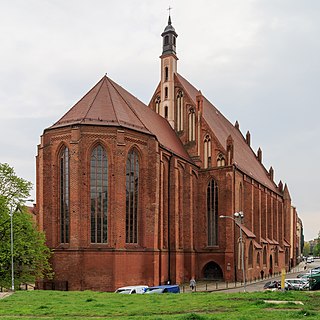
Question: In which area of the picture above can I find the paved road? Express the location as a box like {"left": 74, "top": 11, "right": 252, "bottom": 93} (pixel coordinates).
{"left": 219, "top": 260, "right": 320, "bottom": 293}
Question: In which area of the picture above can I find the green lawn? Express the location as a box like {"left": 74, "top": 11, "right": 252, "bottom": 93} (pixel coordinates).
{"left": 0, "top": 290, "right": 320, "bottom": 319}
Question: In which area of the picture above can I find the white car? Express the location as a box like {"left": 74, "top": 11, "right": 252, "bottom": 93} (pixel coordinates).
{"left": 285, "top": 278, "right": 309, "bottom": 290}
{"left": 307, "top": 256, "right": 314, "bottom": 263}
{"left": 115, "top": 285, "right": 148, "bottom": 294}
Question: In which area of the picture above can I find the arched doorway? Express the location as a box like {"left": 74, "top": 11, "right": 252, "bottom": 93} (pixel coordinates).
{"left": 203, "top": 261, "right": 223, "bottom": 280}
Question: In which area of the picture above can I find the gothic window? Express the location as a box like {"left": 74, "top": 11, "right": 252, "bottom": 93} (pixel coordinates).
{"left": 155, "top": 96, "right": 160, "bottom": 114}
{"left": 207, "top": 179, "right": 218, "bottom": 246}
{"left": 59, "top": 146, "right": 69, "bottom": 244}
{"left": 275, "top": 247, "right": 279, "bottom": 266}
{"left": 204, "top": 135, "right": 211, "bottom": 169}
{"left": 90, "top": 145, "right": 108, "bottom": 243}
{"left": 126, "top": 149, "right": 139, "bottom": 244}
{"left": 164, "top": 106, "right": 168, "bottom": 119}
{"left": 176, "top": 91, "right": 184, "bottom": 132}
{"left": 165, "top": 87, "right": 168, "bottom": 99}
{"left": 217, "top": 153, "right": 226, "bottom": 167}
{"left": 248, "top": 241, "right": 253, "bottom": 267}
{"left": 285, "top": 248, "right": 289, "bottom": 265}
{"left": 263, "top": 246, "right": 267, "bottom": 265}
{"left": 239, "top": 183, "right": 243, "bottom": 212}
{"left": 188, "top": 108, "right": 196, "bottom": 141}
{"left": 165, "top": 67, "right": 169, "bottom": 81}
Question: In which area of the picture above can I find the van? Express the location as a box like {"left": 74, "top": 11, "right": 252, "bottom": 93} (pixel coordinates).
{"left": 115, "top": 285, "right": 148, "bottom": 294}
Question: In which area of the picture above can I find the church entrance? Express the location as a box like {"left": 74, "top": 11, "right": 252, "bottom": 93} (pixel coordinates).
{"left": 202, "top": 261, "right": 223, "bottom": 280}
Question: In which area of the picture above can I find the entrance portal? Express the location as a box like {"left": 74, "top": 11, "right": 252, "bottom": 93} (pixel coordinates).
{"left": 203, "top": 261, "right": 223, "bottom": 280}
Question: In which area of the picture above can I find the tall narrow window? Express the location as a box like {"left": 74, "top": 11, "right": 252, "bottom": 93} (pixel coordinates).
{"left": 60, "top": 146, "right": 69, "bottom": 244}
{"left": 217, "top": 153, "right": 226, "bottom": 167}
{"left": 248, "top": 241, "right": 253, "bottom": 267}
{"left": 126, "top": 149, "right": 139, "bottom": 243}
{"left": 164, "top": 35, "right": 169, "bottom": 45}
{"left": 164, "top": 106, "right": 168, "bottom": 119}
{"left": 155, "top": 96, "right": 160, "bottom": 114}
{"left": 164, "top": 87, "right": 168, "bottom": 99}
{"left": 188, "top": 108, "right": 196, "bottom": 141}
{"left": 90, "top": 145, "right": 108, "bottom": 243}
{"left": 263, "top": 246, "right": 267, "bottom": 265}
{"left": 204, "top": 135, "right": 211, "bottom": 169}
{"left": 165, "top": 67, "right": 169, "bottom": 81}
{"left": 207, "top": 179, "right": 218, "bottom": 246}
{"left": 176, "top": 91, "right": 184, "bottom": 131}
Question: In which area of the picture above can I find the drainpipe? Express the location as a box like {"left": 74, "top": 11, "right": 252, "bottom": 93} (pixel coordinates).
{"left": 233, "top": 164, "right": 237, "bottom": 283}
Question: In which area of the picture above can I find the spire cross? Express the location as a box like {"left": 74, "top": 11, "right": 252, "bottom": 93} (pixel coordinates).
{"left": 167, "top": 6, "right": 172, "bottom": 16}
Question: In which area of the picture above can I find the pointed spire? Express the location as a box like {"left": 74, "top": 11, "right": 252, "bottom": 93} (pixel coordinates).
{"left": 246, "top": 131, "right": 251, "bottom": 146}
{"left": 168, "top": 14, "right": 172, "bottom": 25}
{"left": 257, "top": 147, "right": 262, "bottom": 162}
{"left": 161, "top": 11, "right": 178, "bottom": 56}
{"left": 269, "top": 166, "right": 274, "bottom": 181}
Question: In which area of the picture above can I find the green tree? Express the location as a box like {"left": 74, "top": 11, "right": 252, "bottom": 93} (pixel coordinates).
{"left": 0, "top": 163, "right": 52, "bottom": 289}
{"left": 303, "top": 242, "right": 310, "bottom": 257}
{"left": 313, "top": 231, "right": 320, "bottom": 257}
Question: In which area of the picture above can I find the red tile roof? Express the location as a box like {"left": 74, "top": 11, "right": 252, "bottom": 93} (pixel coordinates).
{"left": 176, "top": 73, "right": 279, "bottom": 193}
{"left": 49, "top": 76, "right": 191, "bottom": 161}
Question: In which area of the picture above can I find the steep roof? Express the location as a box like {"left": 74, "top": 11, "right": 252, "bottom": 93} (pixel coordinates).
{"left": 49, "top": 76, "right": 191, "bottom": 161}
{"left": 176, "top": 73, "right": 279, "bottom": 193}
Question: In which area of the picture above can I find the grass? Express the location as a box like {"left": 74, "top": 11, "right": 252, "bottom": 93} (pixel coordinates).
{"left": 0, "top": 290, "right": 320, "bottom": 319}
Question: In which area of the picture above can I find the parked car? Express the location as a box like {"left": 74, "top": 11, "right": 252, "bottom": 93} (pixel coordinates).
{"left": 307, "top": 256, "right": 314, "bottom": 263}
{"left": 263, "top": 280, "right": 293, "bottom": 291}
{"left": 115, "top": 285, "right": 148, "bottom": 294}
{"left": 144, "top": 284, "right": 180, "bottom": 294}
{"left": 285, "top": 278, "right": 309, "bottom": 290}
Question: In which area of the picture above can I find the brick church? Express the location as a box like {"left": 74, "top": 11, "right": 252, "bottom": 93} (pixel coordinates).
{"left": 36, "top": 16, "right": 298, "bottom": 291}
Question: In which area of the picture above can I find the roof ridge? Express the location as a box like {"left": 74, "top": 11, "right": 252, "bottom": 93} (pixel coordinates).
{"left": 107, "top": 78, "right": 150, "bottom": 133}
{"left": 81, "top": 76, "right": 105, "bottom": 122}
{"left": 105, "top": 76, "right": 120, "bottom": 125}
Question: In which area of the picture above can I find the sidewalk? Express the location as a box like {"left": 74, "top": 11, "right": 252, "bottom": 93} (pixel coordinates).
{"left": 181, "top": 262, "right": 306, "bottom": 293}
{"left": 0, "top": 292, "right": 13, "bottom": 299}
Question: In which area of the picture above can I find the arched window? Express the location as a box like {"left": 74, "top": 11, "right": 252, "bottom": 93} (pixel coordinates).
{"left": 257, "top": 252, "right": 260, "bottom": 265}
{"left": 59, "top": 146, "right": 69, "bottom": 244}
{"left": 164, "top": 106, "right": 168, "bottom": 119}
{"left": 90, "top": 145, "right": 108, "bottom": 243}
{"left": 217, "top": 153, "right": 226, "bottom": 167}
{"left": 263, "top": 246, "right": 267, "bottom": 265}
{"left": 204, "top": 135, "right": 211, "bottom": 169}
{"left": 188, "top": 108, "right": 196, "bottom": 141}
{"left": 165, "top": 67, "right": 169, "bottom": 81}
{"left": 207, "top": 179, "right": 218, "bottom": 246}
{"left": 164, "top": 87, "right": 168, "bottom": 99}
{"left": 248, "top": 241, "right": 253, "bottom": 267}
{"left": 164, "top": 35, "right": 169, "bottom": 45}
{"left": 176, "top": 91, "right": 184, "bottom": 132}
{"left": 155, "top": 96, "right": 160, "bottom": 114}
{"left": 285, "top": 248, "right": 289, "bottom": 265}
{"left": 126, "top": 149, "right": 139, "bottom": 243}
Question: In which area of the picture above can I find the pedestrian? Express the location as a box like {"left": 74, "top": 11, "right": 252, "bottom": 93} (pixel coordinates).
{"left": 189, "top": 278, "right": 196, "bottom": 291}
{"left": 260, "top": 269, "right": 264, "bottom": 279}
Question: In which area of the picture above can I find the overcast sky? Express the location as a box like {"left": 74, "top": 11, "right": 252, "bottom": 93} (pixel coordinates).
{"left": 0, "top": 0, "right": 319, "bottom": 241}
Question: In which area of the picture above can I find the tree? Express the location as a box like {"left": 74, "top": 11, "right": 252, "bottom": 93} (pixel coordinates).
{"left": 0, "top": 163, "right": 52, "bottom": 289}
{"left": 313, "top": 231, "right": 320, "bottom": 257}
{"left": 303, "top": 242, "right": 310, "bottom": 257}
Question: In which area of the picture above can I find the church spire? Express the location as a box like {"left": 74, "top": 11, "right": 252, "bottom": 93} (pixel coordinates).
{"left": 161, "top": 11, "right": 178, "bottom": 56}
{"left": 159, "top": 11, "right": 178, "bottom": 129}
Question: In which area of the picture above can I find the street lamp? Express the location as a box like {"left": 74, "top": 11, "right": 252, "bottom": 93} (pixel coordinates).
{"left": 220, "top": 211, "right": 246, "bottom": 292}
{"left": 9, "top": 199, "right": 34, "bottom": 291}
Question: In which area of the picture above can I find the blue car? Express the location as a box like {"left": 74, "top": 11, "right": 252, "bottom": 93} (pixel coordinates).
{"left": 144, "top": 284, "right": 180, "bottom": 294}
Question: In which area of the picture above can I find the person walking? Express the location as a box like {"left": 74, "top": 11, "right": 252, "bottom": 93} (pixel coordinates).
{"left": 189, "top": 278, "right": 196, "bottom": 292}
